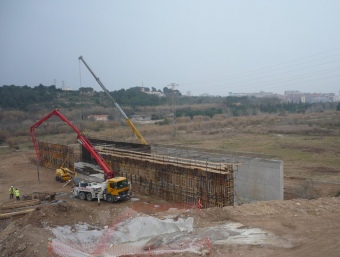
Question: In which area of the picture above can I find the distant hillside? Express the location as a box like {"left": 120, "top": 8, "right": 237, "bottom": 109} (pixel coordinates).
{"left": 0, "top": 84, "right": 171, "bottom": 111}
{"left": 1, "top": 84, "right": 338, "bottom": 117}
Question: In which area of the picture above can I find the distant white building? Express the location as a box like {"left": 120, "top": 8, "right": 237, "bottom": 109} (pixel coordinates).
{"left": 130, "top": 115, "right": 151, "bottom": 121}
{"left": 229, "top": 91, "right": 281, "bottom": 98}
{"left": 331, "top": 95, "right": 340, "bottom": 102}
{"left": 61, "top": 86, "right": 71, "bottom": 91}
{"left": 285, "top": 91, "right": 336, "bottom": 103}
{"left": 146, "top": 91, "right": 165, "bottom": 97}
{"left": 87, "top": 115, "right": 109, "bottom": 121}
{"left": 141, "top": 87, "right": 165, "bottom": 97}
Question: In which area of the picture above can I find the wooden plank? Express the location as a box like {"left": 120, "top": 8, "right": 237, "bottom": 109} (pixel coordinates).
{"left": 2, "top": 199, "right": 40, "bottom": 210}
{"left": 0, "top": 208, "right": 35, "bottom": 219}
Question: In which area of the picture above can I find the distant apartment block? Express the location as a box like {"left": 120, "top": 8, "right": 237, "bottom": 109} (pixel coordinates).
{"left": 229, "top": 91, "right": 284, "bottom": 99}
{"left": 284, "top": 91, "right": 338, "bottom": 103}
{"left": 228, "top": 90, "right": 339, "bottom": 103}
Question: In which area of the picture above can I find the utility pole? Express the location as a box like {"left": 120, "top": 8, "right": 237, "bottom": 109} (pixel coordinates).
{"left": 168, "top": 83, "right": 179, "bottom": 138}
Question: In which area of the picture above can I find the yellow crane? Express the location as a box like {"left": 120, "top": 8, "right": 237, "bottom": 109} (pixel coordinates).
{"left": 78, "top": 56, "right": 147, "bottom": 145}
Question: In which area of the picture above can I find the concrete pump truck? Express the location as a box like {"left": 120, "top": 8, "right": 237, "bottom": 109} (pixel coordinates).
{"left": 30, "top": 109, "right": 130, "bottom": 202}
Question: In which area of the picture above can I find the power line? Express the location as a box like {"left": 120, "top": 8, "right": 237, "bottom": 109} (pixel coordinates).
{"left": 206, "top": 66, "right": 339, "bottom": 93}
{"left": 246, "top": 74, "right": 340, "bottom": 93}
{"left": 186, "top": 47, "right": 340, "bottom": 86}
{"left": 185, "top": 47, "right": 340, "bottom": 94}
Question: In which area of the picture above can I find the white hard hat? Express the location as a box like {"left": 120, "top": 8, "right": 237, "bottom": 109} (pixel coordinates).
{"left": 11, "top": 186, "right": 13, "bottom": 187}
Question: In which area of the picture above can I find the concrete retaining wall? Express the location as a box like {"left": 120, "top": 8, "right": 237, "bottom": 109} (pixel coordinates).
{"left": 234, "top": 157, "right": 283, "bottom": 203}
{"left": 151, "top": 145, "right": 284, "bottom": 203}
{"left": 83, "top": 142, "right": 284, "bottom": 204}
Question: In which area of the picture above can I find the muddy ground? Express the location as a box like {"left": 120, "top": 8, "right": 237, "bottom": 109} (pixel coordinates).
{"left": 0, "top": 150, "right": 340, "bottom": 257}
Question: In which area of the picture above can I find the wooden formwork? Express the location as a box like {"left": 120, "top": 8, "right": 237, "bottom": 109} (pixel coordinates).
{"left": 100, "top": 148, "right": 236, "bottom": 208}
{"left": 37, "top": 141, "right": 236, "bottom": 208}
{"left": 38, "top": 142, "right": 74, "bottom": 171}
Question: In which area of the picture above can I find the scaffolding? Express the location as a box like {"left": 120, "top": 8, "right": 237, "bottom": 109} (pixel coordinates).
{"left": 97, "top": 146, "right": 236, "bottom": 208}
{"left": 38, "top": 142, "right": 74, "bottom": 171}
{"left": 37, "top": 140, "right": 237, "bottom": 208}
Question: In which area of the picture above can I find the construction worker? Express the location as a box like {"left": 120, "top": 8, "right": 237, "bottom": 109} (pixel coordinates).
{"left": 15, "top": 188, "right": 20, "bottom": 201}
{"left": 9, "top": 186, "right": 15, "bottom": 199}
{"left": 97, "top": 191, "right": 102, "bottom": 207}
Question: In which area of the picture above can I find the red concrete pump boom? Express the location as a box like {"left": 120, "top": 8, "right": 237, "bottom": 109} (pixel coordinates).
{"left": 30, "top": 109, "right": 114, "bottom": 179}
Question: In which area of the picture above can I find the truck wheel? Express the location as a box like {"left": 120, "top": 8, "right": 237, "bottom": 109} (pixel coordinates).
{"left": 107, "top": 195, "right": 113, "bottom": 203}
{"left": 56, "top": 176, "right": 60, "bottom": 181}
{"left": 79, "top": 192, "right": 86, "bottom": 200}
{"left": 86, "top": 193, "right": 92, "bottom": 201}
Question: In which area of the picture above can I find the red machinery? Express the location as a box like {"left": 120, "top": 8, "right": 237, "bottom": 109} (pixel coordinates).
{"left": 30, "top": 109, "right": 114, "bottom": 179}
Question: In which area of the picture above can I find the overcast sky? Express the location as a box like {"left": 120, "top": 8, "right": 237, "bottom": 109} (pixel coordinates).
{"left": 1, "top": 1, "right": 339, "bottom": 96}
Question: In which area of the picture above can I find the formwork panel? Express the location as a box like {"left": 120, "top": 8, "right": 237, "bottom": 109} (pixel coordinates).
{"left": 38, "top": 142, "right": 74, "bottom": 171}
{"left": 38, "top": 138, "right": 236, "bottom": 208}
{"left": 100, "top": 148, "right": 235, "bottom": 208}
{"left": 39, "top": 141, "right": 235, "bottom": 208}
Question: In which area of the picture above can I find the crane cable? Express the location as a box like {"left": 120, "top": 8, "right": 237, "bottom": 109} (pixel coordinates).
{"left": 79, "top": 58, "right": 82, "bottom": 89}
{"left": 79, "top": 59, "right": 84, "bottom": 121}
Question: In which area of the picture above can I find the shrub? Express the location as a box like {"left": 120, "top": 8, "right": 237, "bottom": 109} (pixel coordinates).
{"left": 6, "top": 137, "right": 20, "bottom": 150}
{"left": 0, "top": 130, "right": 10, "bottom": 144}
{"left": 294, "top": 179, "right": 320, "bottom": 200}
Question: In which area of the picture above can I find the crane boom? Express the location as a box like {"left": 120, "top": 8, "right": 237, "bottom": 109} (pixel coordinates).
{"left": 78, "top": 55, "right": 147, "bottom": 145}
{"left": 30, "top": 109, "right": 115, "bottom": 179}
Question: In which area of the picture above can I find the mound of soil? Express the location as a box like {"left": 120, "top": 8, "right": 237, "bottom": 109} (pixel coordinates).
{"left": 1, "top": 151, "right": 340, "bottom": 257}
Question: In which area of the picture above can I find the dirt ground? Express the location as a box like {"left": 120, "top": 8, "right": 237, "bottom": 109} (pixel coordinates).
{"left": 1, "top": 150, "right": 340, "bottom": 257}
